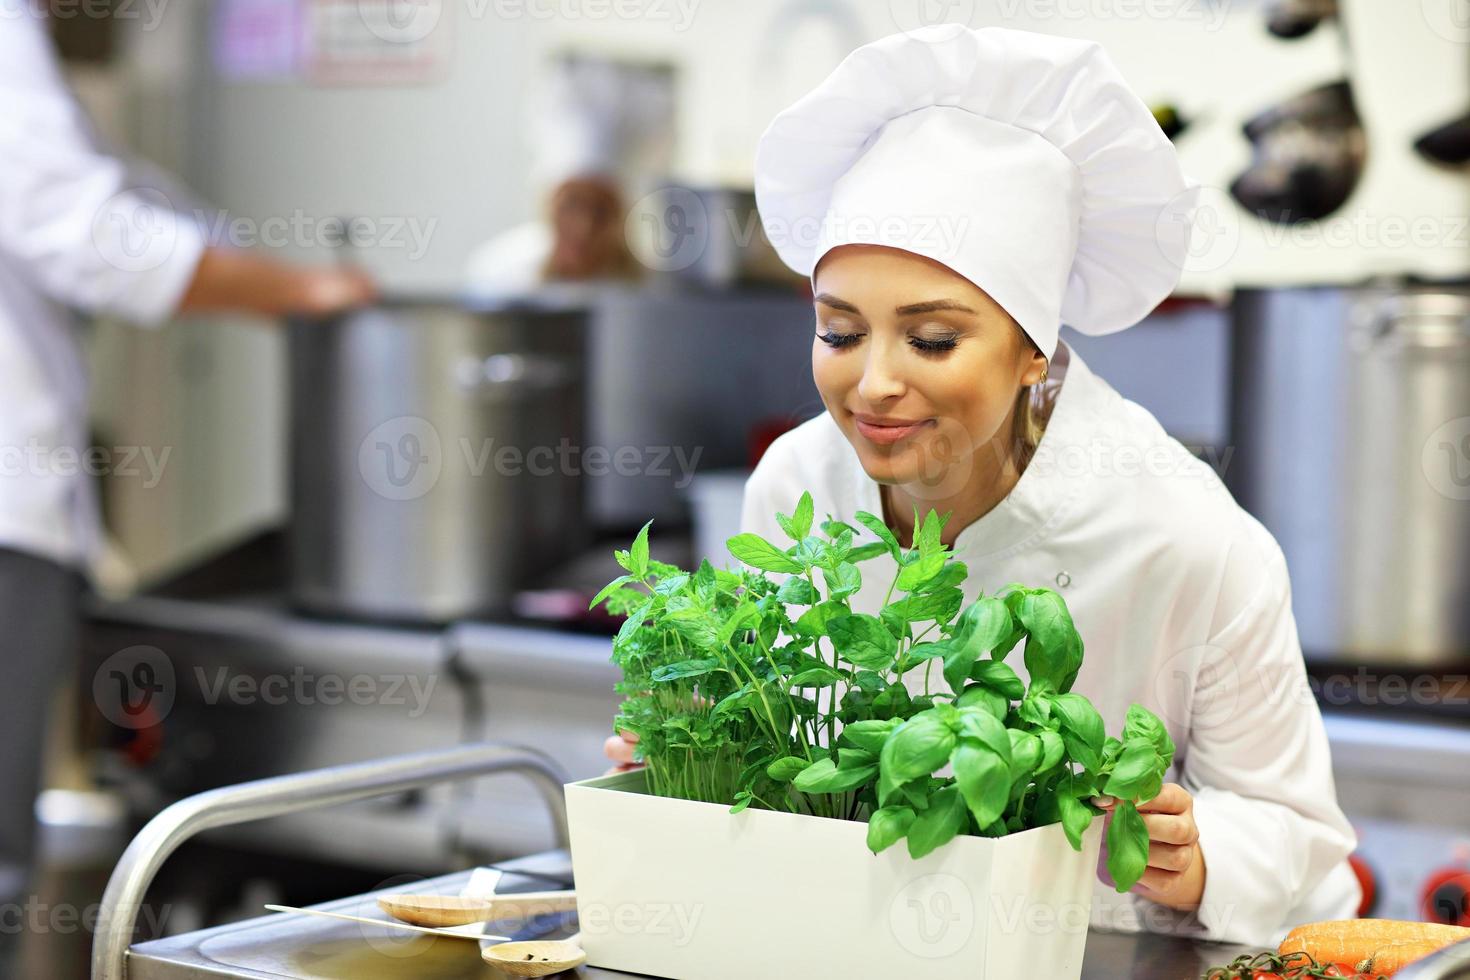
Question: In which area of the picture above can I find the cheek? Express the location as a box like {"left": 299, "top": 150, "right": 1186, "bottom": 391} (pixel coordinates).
{"left": 811, "top": 341, "right": 852, "bottom": 401}
{"left": 927, "top": 354, "right": 1018, "bottom": 446}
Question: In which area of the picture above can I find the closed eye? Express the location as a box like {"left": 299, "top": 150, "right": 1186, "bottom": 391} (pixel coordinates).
{"left": 817, "top": 330, "right": 862, "bottom": 349}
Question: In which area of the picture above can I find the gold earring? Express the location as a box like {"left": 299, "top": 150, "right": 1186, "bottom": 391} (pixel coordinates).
{"left": 1038, "top": 365, "right": 1048, "bottom": 384}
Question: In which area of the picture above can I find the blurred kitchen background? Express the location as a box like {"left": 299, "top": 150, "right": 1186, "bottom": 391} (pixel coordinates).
{"left": 8, "top": 0, "right": 1470, "bottom": 975}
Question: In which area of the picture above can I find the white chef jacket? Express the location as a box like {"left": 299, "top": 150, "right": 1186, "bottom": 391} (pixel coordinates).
{"left": 463, "top": 220, "right": 551, "bottom": 302}
{"left": 0, "top": 5, "right": 206, "bottom": 570}
{"left": 738, "top": 338, "right": 1361, "bottom": 948}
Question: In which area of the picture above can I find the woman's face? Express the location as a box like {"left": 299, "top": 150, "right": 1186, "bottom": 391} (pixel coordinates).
{"left": 810, "top": 244, "right": 1047, "bottom": 496}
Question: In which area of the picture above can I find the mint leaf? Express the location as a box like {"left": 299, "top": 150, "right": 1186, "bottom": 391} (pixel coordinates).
{"left": 827, "top": 613, "right": 898, "bottom": 671}
{"left": 725, "top": 533, "right": 803, "bottom": 574}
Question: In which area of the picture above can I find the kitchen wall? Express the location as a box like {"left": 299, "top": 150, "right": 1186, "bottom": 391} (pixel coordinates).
{"left": 85, "top": 0, "right": 1468, "bottom": 582}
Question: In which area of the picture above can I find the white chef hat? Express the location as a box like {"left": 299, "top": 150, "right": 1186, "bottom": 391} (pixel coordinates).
{"left": 528, "top": 54, "right": 673, "bottom": 192}
{"left": 753, "top": 25, "right": 1201, "bottom": 362}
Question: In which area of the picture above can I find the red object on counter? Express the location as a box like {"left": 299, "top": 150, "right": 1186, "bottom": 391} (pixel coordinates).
{"left": 1421, "top": 866, "right": 1470, "bottom": 926}
{"left": 1349, "top": 853, "right": 1377, "bottom": 918}
{"left": 747, "top": 416, "right": 804, "bottom": 469}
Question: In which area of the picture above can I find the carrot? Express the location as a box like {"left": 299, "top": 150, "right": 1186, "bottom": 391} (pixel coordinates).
{"left": 1279, "top": 920, "right": 1470, "bottom": 976}
{"left": 1354, "top": 939, "right": 1444, "bottom": 976}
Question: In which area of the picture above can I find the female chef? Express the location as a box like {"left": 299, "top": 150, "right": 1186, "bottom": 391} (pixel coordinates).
{"left": 605, "top": 25, "right": 1359, "bottom": 948}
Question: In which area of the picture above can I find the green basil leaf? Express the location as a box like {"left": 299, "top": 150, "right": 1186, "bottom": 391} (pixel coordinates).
{"left": 955, "top": 683, "right": 1008, "bottom": 720}
{"left": 827, "top": 613, "right": 899, "bottom": 671}
{"left": 1102, "top": 738, "right": 1162, "bottom": 800}
{"left": 729, "top": 789, "right": 753, "bottom": 815}
{"left": 1018, "top": 692, "right": 1053, "bottom": 727}
{"left": 793, "top": 757, "right": 877, "bottom": 794}
{"left": 1057, "top": 791, "right": 1095, "bottom": 851}
{"left": 786, "top": 667, "right": 844, "bottom": 688}
{"left": 1124, "top": 704, "right": 1176, "bottom": 765}
{"left": 766, "top": 756, "right": 809, "bottom": 782}
{"left": 969, "top": 659, "right": 1026, "bottom": 700}
{"left": 879, "top": 713, "right": 955, "bottom": 786}
{"left": 1037, "top": 730, "right": 1066, "bottom": 771}
{"left": 650, "top": 657, "right": 721, "bottom": 682}
{"left": 1006, "top": 729, "right": 1042, "bottom": 783}
{"left": 906, "top": 785, "right": 967, "bottom": 859}
{"left": 1107, "top": 800, "right": 1150, "bottom": 892}
{"left": 871, "top": 681, "right": 913, "bottom": 720}
{"left": 942, "top": 640, "right": 979, "bottom": 694}
{"left": 866, "top": 806, "right": 916, "bottom": 854}
{"left": 1017, "top": 590, "right": 1083, "bottom": 695}
{"left": 726, "top": 532, "right": 804, "bottom": 574}
{"left": 853, "top": 510, "right": 901, "bottom": 561}
{"left": 955, "top": 708, "right": 1013, "bottom": 764}
{"left": 1051, "top": 693, "right": 1106, "bottom": 772}
{"left": 837, "top": 746, "right": 876, "bottom": 769}
{"left": 952, "top": 597, "right": 1015, "bottom": 661}
{"left": 953, "top": 741, "right": 1009, "bottom": 828}
{"left": 838, "top": 718, "right": 899, "bottom": 754}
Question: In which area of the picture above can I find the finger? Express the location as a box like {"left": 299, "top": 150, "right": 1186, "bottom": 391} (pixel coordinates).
{"left": 616, "top": 728, "right": 640, "bottom": 743}
{"left": 1145, "top": 841, "right": 1197, "bottom": 874}
{"left": 1133, "top": 865, "right": 1186, "bottom": 896}
{"left": 1135, "top": 783, "right": 1191, "bottom": 815}
{"left": 1140, "top": 812, "right": 1198, "bottom": 847}
{"left": 603, "top": 734, "right": 637, "bottom": 764}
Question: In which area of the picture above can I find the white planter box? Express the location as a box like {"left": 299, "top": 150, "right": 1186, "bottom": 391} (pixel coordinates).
{"left": 565, "top": 768, "right": 1104, "bottom": 980}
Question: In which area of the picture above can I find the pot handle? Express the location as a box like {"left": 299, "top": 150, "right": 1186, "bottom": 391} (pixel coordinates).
{"left": 1356, "top": 292, "right": 1470, "bottom": 351}
{"left": 455, "top": 353, "right": 572, "bottom": 395}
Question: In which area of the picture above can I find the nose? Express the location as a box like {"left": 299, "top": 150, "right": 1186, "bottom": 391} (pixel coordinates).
{"left": 856, "top": 339, "right": 907, "bottom": 404}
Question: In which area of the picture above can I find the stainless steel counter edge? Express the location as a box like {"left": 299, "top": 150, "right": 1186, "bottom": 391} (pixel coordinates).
{"left": 447, "top": 621, "right": 618, "bottom": 689}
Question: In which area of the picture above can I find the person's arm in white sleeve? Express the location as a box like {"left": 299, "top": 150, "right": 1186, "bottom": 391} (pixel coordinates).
{"left": 0, "top": 9, "right": 374, "bottom": 322}
{"left": 1164, "top": 515, "right": 1360, "bottom": 947}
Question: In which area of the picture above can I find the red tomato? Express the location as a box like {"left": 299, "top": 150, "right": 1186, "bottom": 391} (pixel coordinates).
{"left": 1251, "top": 971, "right": 1284, "bottom": 980}
{"left": 1322, "top": 966, "right": 1356, "bottom": 978}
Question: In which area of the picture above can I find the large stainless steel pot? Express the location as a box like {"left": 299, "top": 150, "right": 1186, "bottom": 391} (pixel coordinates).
{"left": 287, "top": 298, "right": 588, "bottom": 622}
{"left": 1229, "top": 284, "right": 1470, "bottom": 665}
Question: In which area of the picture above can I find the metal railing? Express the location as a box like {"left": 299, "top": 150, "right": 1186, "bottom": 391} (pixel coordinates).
{"left": 91, "top": 742, "right": 569, "bottom": 980}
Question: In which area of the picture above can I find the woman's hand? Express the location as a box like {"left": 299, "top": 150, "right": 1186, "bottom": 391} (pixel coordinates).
{"left": 1091, "top": 782, "right": 1207, "bottom": 911}
{"left": 601, "top": 728, "right": 643, "bottom": 776}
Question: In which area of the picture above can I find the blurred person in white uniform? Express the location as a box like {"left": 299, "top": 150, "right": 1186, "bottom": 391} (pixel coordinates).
{"left": 0, "top": 3, "right": 376, "bottom": 905}
{"left": 464, "top": 54, "right": 672, "bottom": 299}
{"left": 605, "top": 26, "right": 1362, "bottom": 950}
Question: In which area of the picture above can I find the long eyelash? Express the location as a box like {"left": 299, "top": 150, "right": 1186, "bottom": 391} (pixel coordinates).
{"left": 817, "top": 332, "right": 862, "bottom": 349}
{"left": 910, "top": 336, "right": 958, "bottom": 353}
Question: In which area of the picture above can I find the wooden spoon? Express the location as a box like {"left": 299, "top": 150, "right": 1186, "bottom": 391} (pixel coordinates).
{"left": 482, "top": 930, "right": 585, "bottom": 977}
{"left": 377, "top": 890, "right": 576, "bottom": 928}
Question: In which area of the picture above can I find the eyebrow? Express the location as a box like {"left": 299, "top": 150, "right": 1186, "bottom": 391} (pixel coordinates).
{"left": 814, "top": 293, "right": 977, "bottom": 316}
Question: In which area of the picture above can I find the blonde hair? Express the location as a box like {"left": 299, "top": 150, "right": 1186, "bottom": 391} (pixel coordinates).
{"left": 1010, "top": 334, "right": 1058, "bottom": 472}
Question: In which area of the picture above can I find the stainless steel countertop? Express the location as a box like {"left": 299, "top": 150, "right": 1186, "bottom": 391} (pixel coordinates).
{"left": 123, "top": 850, "right": 1258, "bottom": 980}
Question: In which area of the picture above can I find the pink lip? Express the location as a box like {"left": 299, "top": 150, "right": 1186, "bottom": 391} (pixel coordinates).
{"left": 853, "top": 415, "right": 933, "bottom": 445}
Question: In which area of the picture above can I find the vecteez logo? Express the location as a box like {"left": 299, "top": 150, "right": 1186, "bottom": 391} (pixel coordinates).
{"left": 92, "top": 188, "right": 180, "bottom": 274}
{"left": 93, "top": 645, "right": 176, "bottom": 730}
